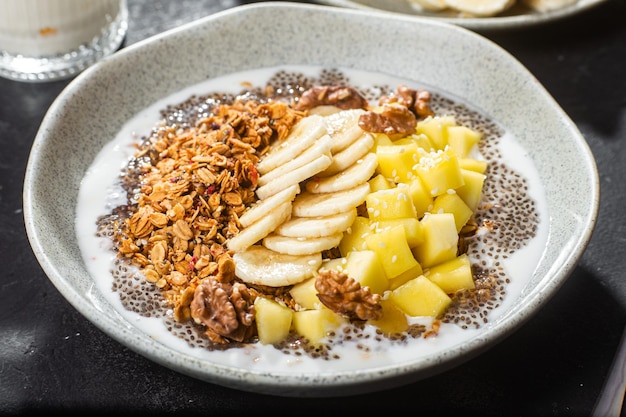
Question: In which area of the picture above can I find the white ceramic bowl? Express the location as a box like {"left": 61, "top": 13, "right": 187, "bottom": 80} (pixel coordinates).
{"left": 24, "top": 2, "right": 598, "bottom": 397}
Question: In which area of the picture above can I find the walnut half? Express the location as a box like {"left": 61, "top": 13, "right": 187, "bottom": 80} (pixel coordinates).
{"left": 190, "top": 277, "right": 256, "bottom": 344}
{"left": 295, "top": 86, "right": 369, "bottom": 112}
{"left": 315, "top": 269, "right": 382, "bottom": 321}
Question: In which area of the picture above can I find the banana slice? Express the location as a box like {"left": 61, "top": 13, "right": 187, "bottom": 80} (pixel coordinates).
{"left": 257, "top": 134, "right": 333, "bottom": 186}
{"left": 274, "top": 208, "right": 357, "bottom": 238}
{"left": 319, "top": 133, "right": 374, "bottom": 177}
{"left": 521, "top": 0, "right": 577, "bottom": 11}
{"left": 255, "top": 154, "right": 332, "bottom": 200}
{"left": 443, "top": 0, "right": 515, "bottom": 15}
{"left": 262, "top": 233, "right": 343, "bottom": 256}
{"left": 256, "top": 114, "right": 326, "bottom": 175}
{"left": 305, "top": 152, "right": 378, "bottom": 194}
{"left": 292, "top": 182, "right": 370, "bottom": 218}
{"left": 233, "top": 245, "right": 322, "bottom": 287}
{"left": 227, "top": 201, "right": 292, "bottom": 253}
{"left": 408, "top": 0, "right": 448, "bottom": 11}
{"left": 238, "top": 184, "right": 299, "bottom": 228}
{"left": 325, "top": 109, "right": 367, "bottom": 153}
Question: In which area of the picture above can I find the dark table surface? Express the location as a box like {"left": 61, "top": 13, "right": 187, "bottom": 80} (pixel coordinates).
{"left": 1, "top": 0, "right": 625, "bottom": 416}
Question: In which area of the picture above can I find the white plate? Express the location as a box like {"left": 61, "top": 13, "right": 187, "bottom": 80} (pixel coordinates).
{"left": 24, "top": 2, "right": 598, "bottom": 397}
{"left": 316, "top": 0, "right": 607, "bottom": 30}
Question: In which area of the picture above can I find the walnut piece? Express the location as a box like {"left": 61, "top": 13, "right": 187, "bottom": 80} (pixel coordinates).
{"left": 358, "top": 85, "right": 435, "bottom": 138}
{"left": 296, "top": 86, "right": 369, "bottom": 112}
{"left": 315, "top": 269, "right": 382, "bottom": 321}
{"left": 358, "top": 104, "right": 417, "bottom": 138}
{"left": 190, "top": 277, "right": 256, "bottom": 344}
{"left": 379, "top": 84, "right": 434, "bottom": 119}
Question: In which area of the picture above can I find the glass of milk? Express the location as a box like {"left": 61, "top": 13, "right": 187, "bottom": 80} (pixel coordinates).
{"left": 0, "top": 0, "right": 128, "bottom": 82}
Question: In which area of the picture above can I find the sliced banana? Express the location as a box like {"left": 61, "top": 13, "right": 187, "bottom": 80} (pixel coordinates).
{"left": 521, "top": 0, "right": 577, "bottom": 11}
{"left": 292, "top": 182, "right": 370, "bottom": 218}
{"left": 227, "top": 201, "right": 292, "bottom": 253}
{"left": 255, "top": 154, "right": 332, "bottom": 200}
{"left": 256, "top": 114, "right": 327, "bottom": 175}
{"left": 233, "top": 245, "right": 322, "bottom": 287}
{"left": 319, "top": 132, "right": 374, "bottom": 177}
{"left": 443, "top": 0, "right": 515, "bottom": 15}
{"left": 408, "top": 0, "right": 448, "bottom": 11}
{"left": 324, "top": 109, "right": 367, "bottom": 153}
{"left": 305, "top": 152, "right": 378, "bottom": 194}
{"left": 257, "top": 134, "right": 333, "bottom": 186}
{"left": 274, "top": 208, "right": 357, "bottom": 238}
{"left": 238, "top": 184, "right": 299, "bottom": 228}
{"left": 263, "top": 233, "right": 343, "bottom": 256}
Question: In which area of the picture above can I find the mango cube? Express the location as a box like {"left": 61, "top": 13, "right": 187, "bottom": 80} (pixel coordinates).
{"left": 365, "top": 224, "right": 419, "bottom": 279}
{"left": 342, "top": 250, "right": 388, "bottom": 294}
{"left": 446, "top": 125, "right": 481, "bottom": 158}
{"left": 292, "top": 308, "right": 345, "bottom": 344}
{"left": 368, "top": 173, "right": 393, "bottom": 192}
{"left": 388, "top": 262, "right": 423, "bottom": 291}
{"left": 368, "top": 299, "right": 409, "bottom": 335}
{"left": 459, "top": 158, "right": 488, "bottom": 174}
{"left": 415, "top": 115, "right": 456, "bottom": 150}
{"left": 254, "top": 297, "right": 293, "bottom": 345}
{"left": 431, "top": 192, "right": 473, "bottom": 232}
{"left": 289, "top": 277, "right": 321, "bottom": 310}
{"left": 375, "top": 142, "right": 419, "bottom": 183}
{"left": 366, "top": 187, "right": 417, "bottom": 220}
{"left": 407, "top": 177, "right": 433, "bottom": 218}
{"left": 425, "top": 253, "right": 475, "bottom": 294}
{"left": 412, "top": 213, "right": 458, "bottom": 268}
{"left": 371, "top": 217, "right": 424, "bottom": 248}
{"left": 339, "top": 216, "right": 371, "bottom": 256}
{"left": 389, "top": 275, "right": 452, "bottom": 317}
{"left": 415, "top": 148, "right": 464, "bottom": 197}
{"left": 456, "top": 169, "right": 486, "bottom": 212}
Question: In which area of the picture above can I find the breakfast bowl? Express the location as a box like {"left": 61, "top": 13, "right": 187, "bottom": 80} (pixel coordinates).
{"left": 23, "top": 2, "right": 598, "bottom": 397}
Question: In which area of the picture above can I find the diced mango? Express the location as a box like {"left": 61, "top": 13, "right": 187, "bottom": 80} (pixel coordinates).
{"left": 389, "top": 275, "right": 452, "bottom": 317}
{"left": 292, "top": 308, "right": 345, "bottom": 344}
{"left": 373, "top": 133, "right": 393, "bottom": 150}
{"left": 368, "top": 173, "right": 393, "bottom": 192}
{"left": 459, "top": 158, "right": 488, "bottom": 174}
{"left": 368, "top": 299, "right": 409, "bottom": 335}
{"left": 254, "top": 297, "right": 293, "bottom": 345}
{"left": 425, "top": 253, "right": 475, "bottom": 294}
{"left": 375, "top": 142, "right": 420, "bottom": 183}
{"left": 415, "top": 148, "right": 464, "bottom": 197}
{"left": 289, "top": 277, "right": 321, "bottom": 310}
{"left": 387, "top": 262, "right": 423, "bottom": 290}
{"left": 430, "top": 192, "right": 473, "bottom": 233}
{"left": 343, "top": 250, "right": 388, "bottom": 294}
{"left": 412, "top": 213, "right": 458, "bottom": 268}
{"left": 366, "top": 187, "right": 417, "bottom": 220}
{"left": 456, "top": 169, "right": 486, "bottom": 212}
{"left": 339, "top": 216, "right": 371, "bottom": 256}
{"left": 365, "top": 224, "right": 419, "bottom": 279}
{"left": 415, "top": 115, "right": 456, "bottom": 150}
{"left": 446, "top": 125, "right": 481, "bottom": 158}
{"left": 407, "top": 177, "right": 433, "bottom": 218}
{"left": 371, "top": 217, "right": 424, "bottom": 248}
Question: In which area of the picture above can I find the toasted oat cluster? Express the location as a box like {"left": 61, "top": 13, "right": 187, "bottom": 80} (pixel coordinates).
{"left": 110, "top": 98, "right": 307, "bottom": 342}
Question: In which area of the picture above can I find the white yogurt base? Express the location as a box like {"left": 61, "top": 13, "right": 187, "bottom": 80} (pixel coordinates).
{"left": 76, "top": 66, "right": 549, "bottom": 373}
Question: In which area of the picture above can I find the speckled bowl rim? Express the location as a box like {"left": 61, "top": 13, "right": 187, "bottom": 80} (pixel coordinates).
{"left": 317, "top": 0, "right": 607, "bottom": 31}
{"left": 23, "top": 2, "right": 599, "bottom": 397}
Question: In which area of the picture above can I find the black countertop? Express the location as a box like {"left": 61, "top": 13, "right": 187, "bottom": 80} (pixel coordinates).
{"left": 1, "top": 0, "right": 625, "bottom": 415}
